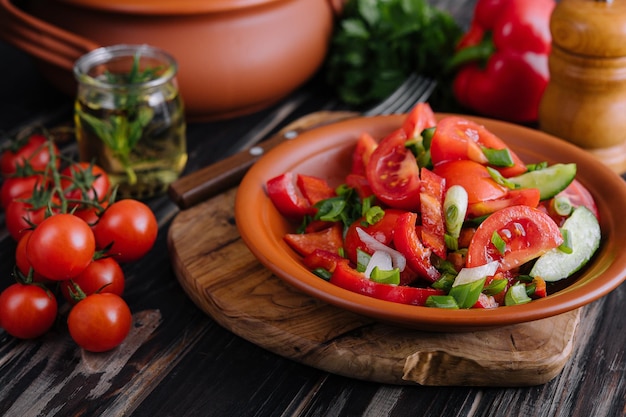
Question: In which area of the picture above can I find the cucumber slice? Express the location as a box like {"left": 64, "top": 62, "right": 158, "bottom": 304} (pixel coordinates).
{"left": 508, "top": 163, "right": 576, "bottom": 200}
{"left": 530, "top": 206, "right": 600, "bottom": 282}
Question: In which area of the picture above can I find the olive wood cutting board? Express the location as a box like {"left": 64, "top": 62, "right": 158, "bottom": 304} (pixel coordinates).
{"left": 167, "top": 187, "right": 581, "bottom": 387}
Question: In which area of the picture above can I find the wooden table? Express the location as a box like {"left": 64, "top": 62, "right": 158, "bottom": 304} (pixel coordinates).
{"left": 0, "top": 2, "right": 625, "bottom": 416}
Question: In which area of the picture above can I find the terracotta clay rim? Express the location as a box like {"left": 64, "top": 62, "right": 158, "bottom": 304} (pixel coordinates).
{"left": 235, "top": 114, "right": 626, "bottom": 331}
{"left": 55, "top": 0, "right": 293, "bottom": 15}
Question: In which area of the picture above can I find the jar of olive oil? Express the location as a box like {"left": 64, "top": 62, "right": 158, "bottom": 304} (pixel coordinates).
{"left": 73, "top": 44, "right": 187, "bottom": 198}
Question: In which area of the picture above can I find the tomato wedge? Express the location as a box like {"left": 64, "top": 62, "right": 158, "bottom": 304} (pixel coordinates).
{"left": 266, "top": 172, "right": 314, "bottom": 219}
{"left": 393, "top": 212, "right": 440, "bottom": 282}
{"left": 433, "top": 160, "right": 508, "bottom": 204}
{"left": 419, "top": 168, "right": 446, "bottom": 259}
{"left": 466, "top": 205, "right": 563, "bottom": 272}
{"left": 366, "top": 128, "right": 421, "bottom": 211}
{"left": 284, "top": 223, "right": 343, "bottom": 257}
{"left": 344, "top": 209, "right": 404, "bottom": 264}
{"left": 430, "top": 116, "right": 527, "bottom": 177}
{"left": 401, "top": 102, "right": 437, "bottom": 139}
{"left": 330, "top": 261, "right": 444, "bottom": 306}
{"left": 351, "top": 132, "right": 378, "bottom": 176}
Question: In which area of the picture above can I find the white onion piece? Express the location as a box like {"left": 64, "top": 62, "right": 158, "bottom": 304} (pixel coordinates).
{"left": 356, "top": 227, "right": 406, "bottom": 272}
{"left": 364, "top": 250, "right": 393, "bottom": 278}
{"left": 452, "top": 261, "right": 499, "bottom": 287}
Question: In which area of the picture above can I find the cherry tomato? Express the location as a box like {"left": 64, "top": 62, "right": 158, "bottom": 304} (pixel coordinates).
{"left": 0, "top": 133, "right": 59, "bottom": 177}
{"left": 5, "top": 190, "right": 60, "bottom": 241}
{"left": 60, "top": 162, "right": 110, "bottom": 209}
{"left": 67, "top": 293, "right": 132, "bottom": 352}
{"left": 0, "top": 283, "right": 57, "bottom": 339}
{"left": 365, "top": 128, "right": 421, "bottom": 210}
{"left": 0, "top": 174, "right": 46, "bottom": 208}
{"left": 266, "top": 172, "right": 315, "bottom": 220}
{"left": 93, "top": 199, "right": 158, "bottom": 263}
{"left": 15, "top": 230, "right": 50, "bottom": 283}
{"left": 27, "top": 214, "right": 96, "bottom": 280}
{"left": 430, "top": 116, "right": 527, "bottom": 177}
{"left": 466, "top": 205, "right": 563, "bottom": 272}
{"left": 60, "top": 257, "right": 125, "bottom": 305}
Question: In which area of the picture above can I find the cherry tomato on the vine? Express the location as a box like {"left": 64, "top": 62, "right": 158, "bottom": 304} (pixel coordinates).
{"left": 27, "top": 214, "right": 96, "bottom": 281}
{"left": 0, "top": 283, "right": 58, "bottom": 339}
{"left": 5, "top": 190, "right": 60, "bottom": 241}
{"left": 0, "top": 174, "right": 47, "bottom": 208}
{"left": 60, "top": 257, "right": 125, "bottom": 305}
{"left": 0, "top": 133, "right": 59, "bottom": 177}
{"left": 15, "top": 230, "right": 50, "bottom": 283}
{"left": 67, "top": 293, "right": 132, "bottom": 352}
{"left": 60, "top": 162, "right": 111, "bottom": 209}
{"left": 93, "top": 199, "right": 158, "bottom": 263}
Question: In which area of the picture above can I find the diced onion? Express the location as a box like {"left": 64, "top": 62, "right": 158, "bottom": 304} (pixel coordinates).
{"left": 356, "top": 227, "right": 406, "bottom": 272}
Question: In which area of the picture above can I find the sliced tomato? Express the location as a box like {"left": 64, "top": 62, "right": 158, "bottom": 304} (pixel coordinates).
{"left": 345, "top": 173, "right": 374, "bottom": 200}
{"left": 266, "top": 172, "right": 315, "bottom": 220}
{"left": 344, "top": 209, "right": 405, "bottom": 264}
{"left": 466, "top": 205, "right": 563, "bottom": 272}
{"left": 430, "top": 116, "right": 527, "bottom": 177}
{"left": 402, "top": 102, "right": 437, "bottom": 139}
{"left": 302, "top": 249, "right": 346, "bottom": 273}
{"left": 351, "top": 132, "right": 378, "bottom": 176}
{"left": 433, "top": 160, "right": 508, "bottom": 204}
{"left": 393, "top": 212, "right": 440, "bottom": 283}
{"left": 284, "top": 223, "right": 343, "bottom": 257}
{"left": 419, "top": 168, "right": 446, "bottom": 258}
{"left": 468, "top": 188, "right": 541, "bottom": 218}
{"left": 330, "top": 261, "right": 444, "bottom": 306}
{"left": 296, "top": 174, "right": 336, "bottom": 206}
{"left": 366, "top": 128, "right": 421, "bottom": 211}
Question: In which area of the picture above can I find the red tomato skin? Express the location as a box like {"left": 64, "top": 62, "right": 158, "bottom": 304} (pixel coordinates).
{"left": 0, "top": 283, "right": 58, "bottom": 339}
{"left": 419, "top": 168, "right": 447, "bottom": 259}
{"left": 0, "top": 175, "right": 46, "bottom": 208}
{"left": 27, "top": 214, "right": 96, "bottom": 280}
{"left": 15, "top": 230, "right": 50, "bottom": 283}
{"left": 433, "top": 160, "right": 508, "bottom": 205}
{"left": 430, "top": 116, "right": 527, "bottom": 177}
{"left": 330, "top": 262, "right": 444, "bottom": 306}
{"left": 402, "top": 102, "right": 437, "bottom": 139}
{"left": 296, "top": 174, "right": 336, "bottom": 206}
{"left": 344, "top": 209, "right": 405, "bottom": 265}
{"left": 366, "top": 128, "right": 421, "bottom": 211}
{"left": 266, "top": 172, "right": 315, "bottom": 220}
{"left": 0, "top": 134, "right": 59, "bottom": 177}
{"left": 284, "top": 223, "right": 344, "bottom": 257}
{"left": 302, "top": 249, "right": 346, "bottom": 273}
{"left": 60, "top": 257, "right": 125, "bottom": 305}
{"left": 351, "top": 132, "right": 378, "bottom": 176}
{"left": 93, "top": 199, "right": 158, "bottom": 263}
{"left": 466, "top": 205, "right": 563, "bottom": 272}
{"left": 393, "top": 212, "right": 440, "bottom": 283}
{"left": 468, "top": 188, "right": 540, "bottom": 218}
{"left": 67, "top": 293, "right": 132, "bottom": 352}
{"left": 60, "top": 162, "right": 110, "bottom": 208}
{"left": 5, "top": 191, "right": 60, "bottom": 241}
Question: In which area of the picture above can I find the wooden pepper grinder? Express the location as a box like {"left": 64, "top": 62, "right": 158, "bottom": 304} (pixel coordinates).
{"left": 539, "top": 0, "right": 626, "bottom": 174}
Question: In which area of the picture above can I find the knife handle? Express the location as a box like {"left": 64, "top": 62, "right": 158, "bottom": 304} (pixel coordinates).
{"left": 168, "top": 110, "right": 358, "bottom": 210}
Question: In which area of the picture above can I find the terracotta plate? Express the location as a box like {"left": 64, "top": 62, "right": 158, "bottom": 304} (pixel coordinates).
{"left": 235, "top": 114, "right": 626, "bottom": 331}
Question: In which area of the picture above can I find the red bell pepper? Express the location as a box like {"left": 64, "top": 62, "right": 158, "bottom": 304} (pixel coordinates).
{"left": 449, "top": 0, "right": 556, "bottom": 123}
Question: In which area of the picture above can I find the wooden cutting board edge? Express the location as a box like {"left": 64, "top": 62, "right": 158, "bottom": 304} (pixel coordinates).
{"left": 167, "top": 188, "right": 581, "bottom": 387}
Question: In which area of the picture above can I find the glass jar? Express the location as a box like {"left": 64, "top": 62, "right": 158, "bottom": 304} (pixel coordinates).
{"left": 73, "top": 44, "right": 187, "bottom": 199}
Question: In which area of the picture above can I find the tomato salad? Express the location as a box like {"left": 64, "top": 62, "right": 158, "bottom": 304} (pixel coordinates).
{"left": 265, "top": 103, "right": 601, "bottom": 309}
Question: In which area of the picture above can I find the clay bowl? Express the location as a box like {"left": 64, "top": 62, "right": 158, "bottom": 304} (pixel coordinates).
{"left": 0, "top": 0, "right": 337, "bottom": 121}
{"left": 235, "top": 114, "right": 626, "bottom": 332}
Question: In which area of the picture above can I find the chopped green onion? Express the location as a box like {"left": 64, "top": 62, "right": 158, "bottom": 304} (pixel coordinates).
{"left": 504, "top": 282, "right": 532, "bottom": 306}
{"left": 426, "top": 295, "right": 459, "bottom": 309}
{"left": 483, "top": 278, "right": 507, "bottom": 296}
{"left": 482, "top": 147, "right": 514, "bottom": 167}
{"left": 432, "top": 273, "right": 456, "bottom": 292}
{"left": 312, "top": 268, "right": 332, "bottom": 281}
{"left": 552, "top": 195, "right": 573, "bottom": 217}
{"left": 491, "top": 231, "right": 506, "bottom": 255}
{"left": 558, "top": 228, "right": 573, "bottom": 254}
{"left": 364, "top": 205, "right": 384, "bottom": 225}
{"left": 443, "top": 185, "right": 468, "bottom": 250}
{"left": 421, "top": 127, "right": 436, "bottom": 149}
{"left": 356, "top": 248, "right": 371, "bottom": 273}
{"left": 449, "top": 277, "right": 486, "bottom": 308}
{"left": 370, "top": 267, "right": 400, "bottom": 285}
{"left": 487, "top": 166, "right": 518, "bottom": 189}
